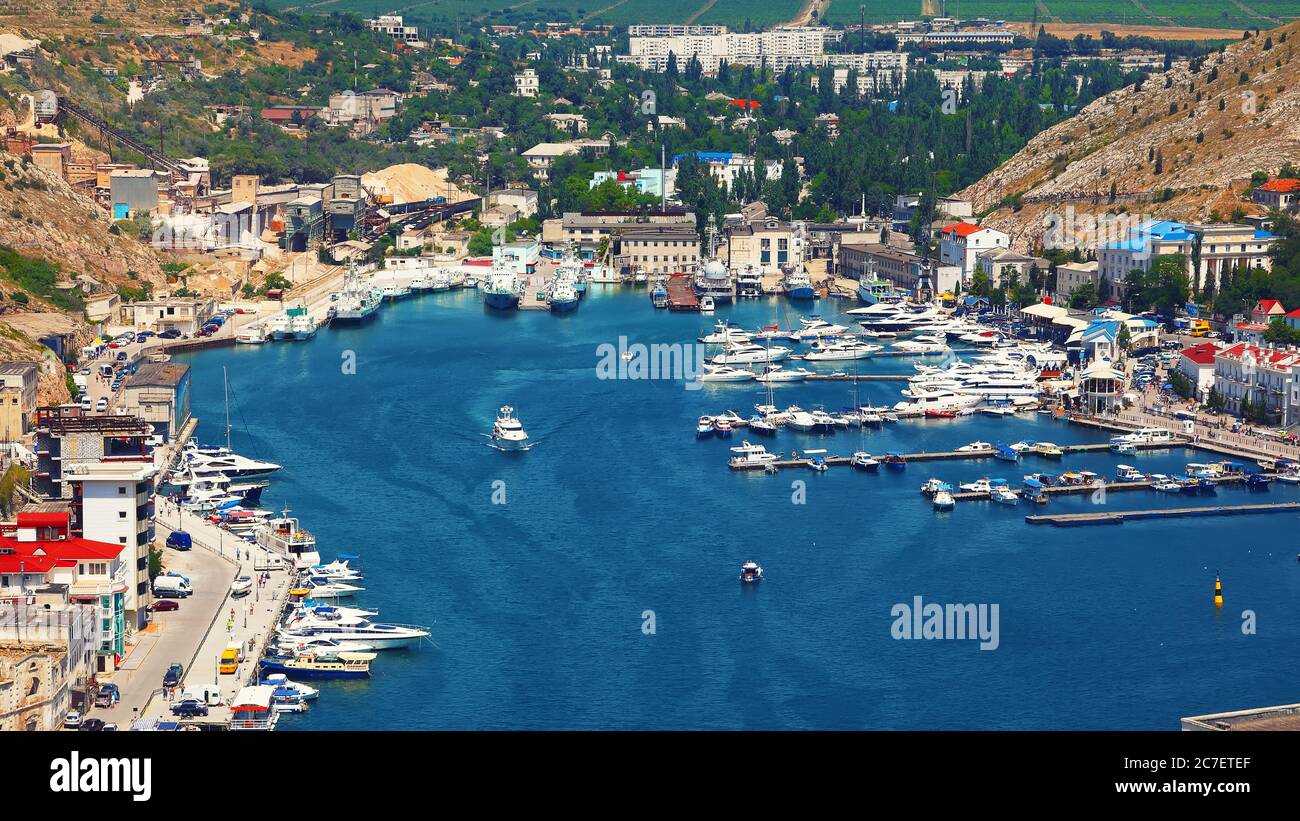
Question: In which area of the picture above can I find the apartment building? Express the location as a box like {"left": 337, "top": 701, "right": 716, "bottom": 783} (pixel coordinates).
{"left": 623, "top": 26, "right": 826, "bottom": 74}
{"left": 1053, "top": 260, "right": 1100, "bottom": 304}
{"left": 1099, "top": 220, "right": 1277, "bottom": 298}
{"left": 543, "top": 210, "right": 695, "bottom": 249}
{"left": 365, "top": 15, "right": 422, "bottom": 45}
{"left": 1212, "top": 343, "right": 1300, "bottom": 424}
{"left": 726, "top": 217, "right": 802, "bottom": 275}
{"left": 613, "top": 225, "right": 702, "bottom": 275}
{"left": 938, "top": 223, "right": 1009, "bottom": 283}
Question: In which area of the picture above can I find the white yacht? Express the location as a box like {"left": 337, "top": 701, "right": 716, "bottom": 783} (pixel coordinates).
{"left": 755, "top": 364, "right": 814, "bottom": 383}
{"left": 893, "top": 388, "right": 981, "bottom": 414}
{"left": 699, "top": 364, "right": 757, "bottom": 382}
{"left": 255, "top": 515, "right": 321, "bottom": 569}
{"left": 182, "top": 447, "right": 282, "bottom": 479}
{"left": 235, "top": 324, "right": 270, "bottom": 344}
{"left": 802, "top": 339, "right": 882, "bottom": 361}
{"left": 789, "top": 316, "right": 850, "bottom": 341}
{"left": 278, "top": 611, "right": 427, "bottom": 650}
{"left": 711, "top": 342, "right": 792, "bottom": 365}
{"left": 729, "top": 441, "right": 779, "bottom": 467}
{"left": 891, "top": 335, "right": 949, "bottom": 354}
{"left": 700, "top": 321, "right": 753, "bottom": 345}
{"left": 491, "top": 406, "right": 530, "bottom": 450}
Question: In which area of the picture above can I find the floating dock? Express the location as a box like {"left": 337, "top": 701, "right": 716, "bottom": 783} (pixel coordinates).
{"left": 1025, "top": 502, "right": 1300, "bottom": 527}
{"left": 727, "top": 440, "right": 1184, "bottom": 471}
{"left": 950, "top": 473, "right": 1257, "bottom": 502}
{"left": 667, "top": 275, "right": 699, "bottom": 311}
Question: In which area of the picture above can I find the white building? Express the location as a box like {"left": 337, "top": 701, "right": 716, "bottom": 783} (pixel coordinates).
{"left": 623, "top": 26, "right": 828, "bottom": 75}
{"left": 514, "top": 68, "right": 539, "bottom": 98}
{"left": 365, "top": 15, "right": 422, "bottom": 45}
{"left": 63, "top": 459, "right": 158, "bottom": 632}
{"left": 938, "top": 222, "right": 1009, "bottom": 284}
{"left": 1177, "top": 342, "right": 1219, "bottom": 403}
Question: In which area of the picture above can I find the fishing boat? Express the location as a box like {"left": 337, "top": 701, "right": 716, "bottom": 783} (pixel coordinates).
{"left": 881, "top": 452, "right": 906, "bottom": 469}
{"left": 699, "top": 295, "right": 716, "bottom": 314}
{"left": 258, "top": 651, "right": 376, "bottom": 680}
{"left": 1034, "top": 442, "right": 1064, "bottom": 458}
{"left": 491, "top": 406, "right": 530, "bottom": 450}
{"left": 994, "top": 444, "right": 1021, "bottom": 462}
{"left": 919, "top": 478, "right": 949, "bottom": 496}
{"left": 1109, "top": 440, "right": 1136, "bottom": 455}
{"left": 783, "top": 268, "right": 815, "bottom": 300}
{"left": 650, "top": 279, "right": 669, "bottom": 308}
{"left": 1246, "top": 472, "right": 1272, "bottom": 489}
{"left": 547, "top": 277, "right": 580, "bottom": 313}
{"left": 729, "top": 441, "right": 776, "bottom": 467}
{"left": 696, "top": 416, "right": 714, "bottom": 438}
{"left": 1115, "top": 465, "right": 1145, "bottom": 482}
{"left": 739, "top": 560, "right": 763, "bottom": 583}
{"left": 932, "top": 488, "right": 955, "bottom": 510}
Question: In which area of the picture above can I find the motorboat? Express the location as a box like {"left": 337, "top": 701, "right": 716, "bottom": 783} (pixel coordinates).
{"left": 258, "top": 651, "right": 376, "bottom": 679}
{"left": 700, "top": 295, "right": 715, "bottom": 313}
{"left": 809, "top": 408, "right": 837, "bottom": 432}
{"left": 924, "top": 410, "right": 956, "bottom": 419}
{"left": 293, "top": 577, "right": 364, "bottom": 599}
{"left": 183, "top": 448, "right": 281, "bottom": 480}
{"left": 700, "top": 321, "right": 753, "bottom": 345}
{"left": 746, "top": 417, "right": 778, "bottom": 436}
{"left": 785, "top": 408, "right": 818, "bottom": 432}
{"left": 893, "top": 388, "right": 980, "bottom": 415}
{"left": 932, "top": 489, "right": 955, "bottom": 510}
{"left": 739, "top": 561, "right": 764, "bottom": 583}
{"left": 802, "top": 339, "right": 881, "bottom": 361}
{"left": 1109, "top": 441, "right": 1136, "bottom": 455}
{"left": 696, "top": 417, "right": 714, "bottom": 438}
{"left": 994, "top": 444, "right": 1021, "bottom": 462}
{"left": 956, "top": 441, "right": 993, "bottom": 453}
{"left": 1151, "top": 475, "right": 1183, "bottom": 492}
{"left": 711, "top": 343, "right": 791, "bottom": 365}
{"left": 1115, "top": 465, "right": 1145, "bottom": 482}
{"left": 259, "top": 673, "right": 320, "bottom": 702}
{"left": 548, "top": 277, "right": 580, "bottom": 313}
{"left": 311, "top": 558, "right": 362, "bottom": 580}
{"left": 851, "top": 452, "right": 879, "bottom": 471}
{"left": 959, "top": 477, "right": 994, "bottom": 494}
{"left": 755, "top": 364, "right": 813, "bottom": 383}
{"left": 736, "top": 264, "right": 763, "bottom": 298}
{"left": 712, "top": 418, "right": 734, "bottom": 438}
{"left": 1034, "top": 442, "right": 1064, "bottom": 458}
{"left": 650, "top": 279, "right": 669, "bottom": 308}
{"left": 891, "top": 335, "right": 949, "bottom": 355}
{"left": 729, "top": 441, "right": 778, "bottom": 467}
{"left": 235, "top": 324, "right": 270, "bottom": 344}
{"left": 270, "top": 636, "right": 378, "bottom": 658}
{"left": 231, "top": 575, "right": 253, "bottom": 598}
{"left": 699, "top": 364, "right": 757, "bottom": 383}
{"left": 789, "top": 316, "right": 850, "bottom": 341}
{"left": 881, "top": 452, "right": 906, "bottom": 469}
{"left": 491, "top": 405, "right": 530, "bottom": 451}
{"left": 990, "top": 484, "right": 1019, "bottom": 505}
{"left": 920, "top": 478, "right": 950, "bottom": 496}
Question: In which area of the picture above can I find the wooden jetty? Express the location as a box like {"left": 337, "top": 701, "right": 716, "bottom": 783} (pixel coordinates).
{"left": 666, "top": 274, "right": 699, "bottom": 311}
{"left": 1025, "top": 502, "right": 1300, "bottom": 527}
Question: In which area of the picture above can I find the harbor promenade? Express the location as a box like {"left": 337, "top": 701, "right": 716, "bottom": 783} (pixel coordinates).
{"left": 145, "top": 500, "right": 294, "bottom": 722}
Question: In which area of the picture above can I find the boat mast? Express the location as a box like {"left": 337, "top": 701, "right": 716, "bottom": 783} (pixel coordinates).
{"left": 223, "top": 365, "right": 232, "bottom": 453}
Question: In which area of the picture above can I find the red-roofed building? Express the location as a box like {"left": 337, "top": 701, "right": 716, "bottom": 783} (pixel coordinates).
{"left": 1252, "top": 178, "right": 1300, "bottom": 209}
{"left": 938, "top": 222, "right": 1009, "bottom": 283}
{"left": 1250, "top": 299, "right": 1285, "bottom": 325}
{"left": 0, "top": 511, "right": 127, "bottom": 669}
{"left": 1213, "top": 342, "right": 1300, "bottom": 423}
{"left": 1178, "top": 342, "right": 1220, "bottom": 402}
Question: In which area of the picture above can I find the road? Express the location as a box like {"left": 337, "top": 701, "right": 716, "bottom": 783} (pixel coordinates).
{"left": 83, "top": 539, "right": 236, "bottom": 727}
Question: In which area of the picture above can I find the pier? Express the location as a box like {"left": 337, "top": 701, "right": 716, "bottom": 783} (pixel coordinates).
{"left": 727, "top": 440, "right": 1184, "bottom": 471}
{"left": 667, "top": 275, "right": 699, "bottom": 311}
{"left": 518, "top": 273, "right": 549, "bottom": 310}
{"left": 1025, "top": 502, "right": 1300, "bottom": 527}
{"left": 950, "top": 473, "right": 1258, "bottom": 502}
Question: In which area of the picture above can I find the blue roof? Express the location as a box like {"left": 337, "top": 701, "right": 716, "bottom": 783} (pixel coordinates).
{"left": 1100, "top": 219, "right": 1192, "bottom": 251}
{"left": 672, "top": 151, "right": 734, "bottom": 166}
{"left": 1255, "top": 229, "right": 1280, "bottom": 240}
{"left": 1082, "top": 320, "right": 1119, "bottom": 342}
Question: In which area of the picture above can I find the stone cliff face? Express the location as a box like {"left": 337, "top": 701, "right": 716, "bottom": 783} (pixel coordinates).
{"left": 960, "top": 22, "right": 1300, "bottom": 252}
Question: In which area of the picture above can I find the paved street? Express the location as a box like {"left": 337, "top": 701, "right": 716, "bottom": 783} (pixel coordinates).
{"left": 84, "top": 540, "right": 236, "bottom": 726}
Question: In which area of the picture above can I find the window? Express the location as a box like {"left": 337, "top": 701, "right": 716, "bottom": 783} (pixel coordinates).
{"left": 118, "top": 486, "right": 126, "bottom": 495}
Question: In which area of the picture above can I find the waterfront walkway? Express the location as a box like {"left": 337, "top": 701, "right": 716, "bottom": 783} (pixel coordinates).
{"left": 143, "top": 500, "right": 295, "bottom": 723}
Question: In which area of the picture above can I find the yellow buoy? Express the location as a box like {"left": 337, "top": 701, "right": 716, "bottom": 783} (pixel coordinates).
{"left": 1214, "top": 574, "right": 1223, "bottom": 608}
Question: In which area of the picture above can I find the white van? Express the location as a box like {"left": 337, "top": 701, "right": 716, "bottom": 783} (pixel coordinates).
{"left": 152, "top": 576, "right": 192, "bottom": 598}
{"left": 180, "top": 683, "right": 224, "bottom": 706}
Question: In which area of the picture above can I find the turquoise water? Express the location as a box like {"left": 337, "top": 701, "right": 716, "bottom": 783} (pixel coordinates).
{"left": 177, "top": 289, "right": 1300, "bottom": 729}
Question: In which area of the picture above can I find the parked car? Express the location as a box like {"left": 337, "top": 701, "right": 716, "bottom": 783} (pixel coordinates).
{"left": 163, "top": 663, "right": 184, "bottom": 688}
{"left": 148, "top": 599, "right": 180, "bottom": 612}
{"left": 79, "top": 718, "right": 106, "bottom": 731}
{"left": 64, "top": 710, "right": 82, "bottom": 729}
{"left": 94, "top": 683, "right": 120, "bottom": 708}
{"left": 170, "top": 699, "right": 208, "bottom": 718}
{"left": 158, "top": 329, "right": 181, "bottom": 339}
{"left": 102, "top": 723, "right": 119, "bottom": 731}
{"left": 95, "top": 398, "right": 108, "bottom": 412}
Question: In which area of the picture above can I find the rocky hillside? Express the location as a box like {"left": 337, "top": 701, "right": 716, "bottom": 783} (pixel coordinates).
{"left": 961, "top": 23, "right": 1300, "bottom": 252}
